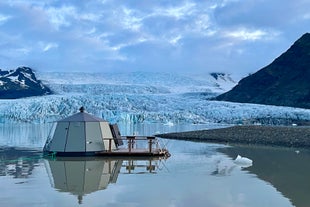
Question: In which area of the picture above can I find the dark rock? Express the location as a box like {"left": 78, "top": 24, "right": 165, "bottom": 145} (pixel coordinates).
{"left": 156, "top": 125, "right": 310, "bottom": 148}
{"left": 215, "top": 33, "right": 310, "bottom": 109}
{"left": 0, "top": 66, "right": 52, "bottom": 99}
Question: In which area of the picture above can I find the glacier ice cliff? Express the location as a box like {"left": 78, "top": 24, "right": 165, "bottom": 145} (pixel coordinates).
{"left": 0, "top": 72, "right": 309, "bottom": 125}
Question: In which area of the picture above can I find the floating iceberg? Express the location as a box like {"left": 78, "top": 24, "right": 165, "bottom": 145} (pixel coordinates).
{"left": 234, "top": 155, "right": 253, "bottom": 168}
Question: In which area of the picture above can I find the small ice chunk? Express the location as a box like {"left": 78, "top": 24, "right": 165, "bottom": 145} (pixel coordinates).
{"left": 164, "top": 121, "right": 174, "bottom": 126}
{"left": 234, "top": 155, "right": 253, "bottom": 168}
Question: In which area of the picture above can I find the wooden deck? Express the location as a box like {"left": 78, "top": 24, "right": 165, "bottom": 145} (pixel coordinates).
{"left": 95, "top": 148, "right": 170, "bottom": 157}
{"left": 44, "top": 135, "right": 170, "bottom": 158}
{"left": 95, "top": 136, "right": 171, "bottom": 157}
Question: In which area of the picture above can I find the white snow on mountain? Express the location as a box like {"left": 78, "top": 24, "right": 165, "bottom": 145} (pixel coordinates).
{"left": 0, "top": 67, "right": 51, "bottom": 94}
{"left": 37, "top": 71, "right": 236, "bottom": 94}
{"left": 0, "top": 71, "right": 309, "bottom": 125}
{"left": 4, "top": 67, "right": 36, "bottom": 86}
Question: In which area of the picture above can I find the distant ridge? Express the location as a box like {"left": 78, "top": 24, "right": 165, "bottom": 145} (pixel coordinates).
{"left": 216, "top": 33, "right": 310, "bottom": 109}
{"left": 0, "top": 66, "right": 52, "bottom": 99}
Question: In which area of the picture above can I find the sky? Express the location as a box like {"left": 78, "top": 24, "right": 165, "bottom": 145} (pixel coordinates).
{"left": 0, "top": 0, "right": 309, "bottom": 77}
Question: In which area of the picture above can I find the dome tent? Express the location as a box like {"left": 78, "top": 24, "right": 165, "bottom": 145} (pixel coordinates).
{"left": 43, "top": 107, "right": 121, "bottom": 156}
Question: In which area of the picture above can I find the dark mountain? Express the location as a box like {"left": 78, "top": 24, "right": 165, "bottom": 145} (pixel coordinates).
{"left": 0, "top": 66, "right": 52, "bottom": 99}
{"left": 215, "top": 33, "right": 310, "bottom": 109}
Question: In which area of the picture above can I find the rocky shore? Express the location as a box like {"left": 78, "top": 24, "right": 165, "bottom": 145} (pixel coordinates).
{"left": 156, "top": 125, "right": 310, "bottom": 148}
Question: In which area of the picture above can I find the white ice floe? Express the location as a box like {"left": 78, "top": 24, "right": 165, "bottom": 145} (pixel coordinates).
{"left": 164, "top": 121, "right": 174, "bottom": 127}
{"left": 234, "top": 155, "right": 253, "bottom": 168}
{"left": 212, "top": 154, "right": 253, "bottom": 176}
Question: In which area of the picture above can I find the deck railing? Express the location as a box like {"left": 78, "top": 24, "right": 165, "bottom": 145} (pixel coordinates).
{"left": 103, "top": 136, "right": 158, "bottom": 153}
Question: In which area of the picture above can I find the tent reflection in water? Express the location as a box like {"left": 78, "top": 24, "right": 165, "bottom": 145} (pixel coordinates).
{"left": 44, "top": 157, "right": 160, "bottom": 204}
{"left": 43, "top": 107, "right": 123, "bottom": 156}
{"left": 44, "top": 158, "right": 122, "bottom": 204}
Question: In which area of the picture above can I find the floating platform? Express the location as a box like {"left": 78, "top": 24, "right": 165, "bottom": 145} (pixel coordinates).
{"left": 95, "top": 148, "right": 170, "bottom": 157}
{"left": 95, "top": 136, "right": 170, "bottom": 157}
{"left": 45, "top": 136, "right": 170, "bottom": 158}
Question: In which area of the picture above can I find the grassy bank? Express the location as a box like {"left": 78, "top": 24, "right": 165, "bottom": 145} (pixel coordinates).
{"left": 156, "top": 125, "right": 310, "bottom": 148}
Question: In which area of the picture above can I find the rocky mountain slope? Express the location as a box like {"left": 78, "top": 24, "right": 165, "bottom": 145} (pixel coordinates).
{"left": 0, "top": 67, "right": 52, "bottom": 99}
{"left": 215, "top": 33, "right": 310, "bottom": 109}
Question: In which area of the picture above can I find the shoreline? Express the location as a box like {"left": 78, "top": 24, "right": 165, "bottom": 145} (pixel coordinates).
{"left": 156, "top": 125, "right": 310, "bottom": 148}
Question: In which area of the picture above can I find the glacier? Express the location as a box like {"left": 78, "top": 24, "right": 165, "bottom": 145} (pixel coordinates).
{"left": 0, "top": 71, "right": 309, "bottom": 125}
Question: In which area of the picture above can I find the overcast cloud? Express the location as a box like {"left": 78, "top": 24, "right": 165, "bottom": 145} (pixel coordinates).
{"left": 0, "top": 0, "right": 309, "bottom": 77}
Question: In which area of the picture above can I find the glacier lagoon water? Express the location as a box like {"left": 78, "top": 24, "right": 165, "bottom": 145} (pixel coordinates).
{"left": 0, "top": 123, "right": 309, "bottom": 207}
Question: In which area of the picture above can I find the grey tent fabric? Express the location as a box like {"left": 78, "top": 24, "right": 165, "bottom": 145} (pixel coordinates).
{"left": 44, "top": 108, "right": 117, "bottom": 155}
{"left": 58, "top": 111, "right": 107, "bottom": 122}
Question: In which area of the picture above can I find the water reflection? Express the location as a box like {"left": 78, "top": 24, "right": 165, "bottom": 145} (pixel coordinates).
{"left": 0, "top": 122, "right": 219, "bottom": 148}
{"left": 0, "top": 123, "right": 305, "bottom": 207}
{"left": 44, "top": 157, "right": 165, "bottom": 204}
{"left": 0, "top": 147, "right": 41, "bottom": 178}
{"left": 0, "top": 123, "right": 53, "bottom": 148}
{"left": 211, "top": 154, "right": 253, "bottom": 176}
{"left": 219, "top": 145, "right": 310, "bottom": 207}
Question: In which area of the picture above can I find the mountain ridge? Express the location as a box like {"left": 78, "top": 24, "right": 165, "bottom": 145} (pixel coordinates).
{"left": 215, "top": 33, "right": 310, "bottom": 109}
{"left": 0, "top": 66, "right": 52, "bottom": 99}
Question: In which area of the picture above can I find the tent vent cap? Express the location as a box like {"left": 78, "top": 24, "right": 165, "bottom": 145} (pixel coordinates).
{"left": 79, "top": 106, "right": 85, "bottom": 113}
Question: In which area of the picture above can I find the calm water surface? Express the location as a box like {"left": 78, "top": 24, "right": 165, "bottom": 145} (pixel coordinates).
{"left": 0, "top": 123, "right": 309, "bottom": 207}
